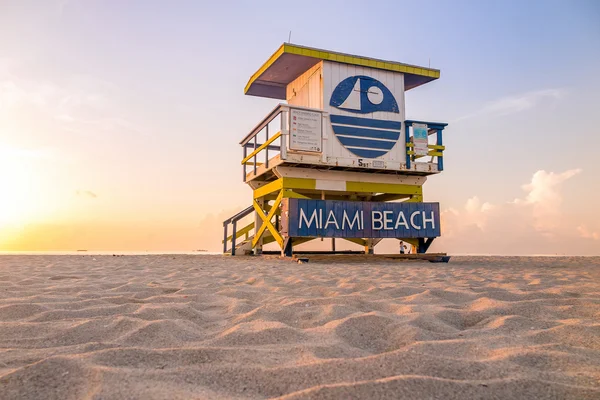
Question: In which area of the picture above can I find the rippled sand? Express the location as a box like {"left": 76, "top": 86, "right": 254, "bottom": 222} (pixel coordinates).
{"left": 0, "top": 255, "right": 599, "bottom": 399}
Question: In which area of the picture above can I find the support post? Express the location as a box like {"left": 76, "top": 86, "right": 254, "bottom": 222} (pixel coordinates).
{"left": 365, "top": 239, "right": 374, "bottom": 254}
{"left": 437, "top": 129, "right": 443, "bottom": 171}
{"left": 331, "top": 238, "right": 336, "bottom": 252}
{"left": 253, "top": 135, "right": 257, "bottom": 175}
{"left": 242, "top": 146, "right": 247, "bottom": 182}
{"left": 265, "top": 124, "right": 269, "bottom": 169}
{"left": 254, "top": 197, "right": 264, "bottom": 254}
{"left": 223, "top": 223, "right": 228, "bottom": 254}
{"left": 405, "top": 122, "right": 411, "bottom": 169}
{"left": 418, "top": 238, "right": 424, "bottom": 254}
{"left": 282, "top": 237, "right": 293, "bottom": 257}
{"left": 231, "top": 220, "right": 237, "bottom": 256}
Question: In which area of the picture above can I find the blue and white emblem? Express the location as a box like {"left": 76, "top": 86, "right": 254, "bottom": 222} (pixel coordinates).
{"left": 329, "top": 75, "right": 400, "bottom": 158}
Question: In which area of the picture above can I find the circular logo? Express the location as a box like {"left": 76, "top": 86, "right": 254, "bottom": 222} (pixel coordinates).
{"left": 329, "top": 76, "right": 400, "bottom": 159}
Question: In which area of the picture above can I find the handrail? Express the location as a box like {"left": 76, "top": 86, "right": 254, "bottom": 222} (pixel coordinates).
{"left": 223, "top": 205, "right": 253, "bottom": 226}
{"left": 404, "top": 120, "right": 448, "bottom": 171}
{"left": 241, "top": 132, "right": 281, "bottom": 165}
{"left": 404, "top": 120, "right": 448, "bottom": 129}
{"left": 240, "top": 103, "right": 328, "bottom": 145}
{"left": 222, "top": 222, "right": 255, "bottom": 244}
{"left": 222, "top": 205, "right": 255, "bottom": 255}
{"left": 240, "top": 104, "right": 285, "bottom": 146}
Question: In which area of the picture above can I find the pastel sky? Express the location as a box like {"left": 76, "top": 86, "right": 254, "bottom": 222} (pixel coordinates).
{"left": 1, "top": 0, "right": 599, "bottom": 254}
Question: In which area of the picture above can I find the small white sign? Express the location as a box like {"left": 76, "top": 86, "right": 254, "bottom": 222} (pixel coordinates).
{"left": 412, "top": 123, "right": 429, "bottom": 157}
{"left": 289, "top": 109, "right": 322, "bottom": 152}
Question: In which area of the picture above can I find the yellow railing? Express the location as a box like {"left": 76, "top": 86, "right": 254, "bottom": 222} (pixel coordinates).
{"left": 406, "top": 143, "right": 446, "bottom": 158}
{"left": 404, "top": 120, "right": 448, "bottom": 171}
{"left": 241, "top": 131, "right": 281, "bottom": 165}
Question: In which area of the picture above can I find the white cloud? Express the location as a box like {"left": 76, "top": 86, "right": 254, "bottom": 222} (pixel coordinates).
{"left": 431, "top": 168, "right": 599, "bottom": 255}
{"left": 577, "top": 225, "right": 599, "bottom": 240}
{"left": 454, "top": 89, "right": 563, "bottom": 122}
{"left": 463, "top": 196, "right": 495, "bottom": 230}
{"left": 515, "top": 169, "right": 582, "bottom": 232}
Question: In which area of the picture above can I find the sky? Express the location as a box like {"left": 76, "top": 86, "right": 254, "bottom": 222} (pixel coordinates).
{"left": 0, "top": 0, "right": 599, "bottom": 254}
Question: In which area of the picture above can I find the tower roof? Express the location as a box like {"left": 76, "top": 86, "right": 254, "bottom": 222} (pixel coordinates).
{"left": 245, "top": 43, "right": 440, "bottom": 99}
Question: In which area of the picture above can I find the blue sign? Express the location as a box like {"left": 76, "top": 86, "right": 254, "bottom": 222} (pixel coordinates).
{"left": 329, "top": 76, "right": 401, "bottom": 159}
{"left": 285, "top": 199, "right": 440, "bottom": 238}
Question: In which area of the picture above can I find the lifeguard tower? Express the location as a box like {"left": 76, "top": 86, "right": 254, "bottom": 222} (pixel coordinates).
{"left": 223, "top": 43, "right": 448, "bottom": 259}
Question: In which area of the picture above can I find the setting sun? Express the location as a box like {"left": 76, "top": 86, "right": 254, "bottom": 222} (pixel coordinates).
{"left": 0, "top": 144, "right": 38, "bottom": 225}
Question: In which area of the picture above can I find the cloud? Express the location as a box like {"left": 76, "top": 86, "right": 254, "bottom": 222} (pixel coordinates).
{"left": 577, "top": 225, "right": 599, "bottom": 240}
{"left": 515, "top": 169, "right": 582, "bottom": 232}
{"left": 76, "top": 190, "right": 98, "bottom": 199}
{"left": 454, "top": 89, "right": 563, "bottom": 122}
{"left": 428, "top": 168, "right": 599, "bottom": 255}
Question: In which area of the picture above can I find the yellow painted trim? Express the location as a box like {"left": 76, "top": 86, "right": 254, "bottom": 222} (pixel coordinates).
{"left": 253, "top": 179, "right": 283, "bottom": 199}
{"left": 222, "top": 222, "right": 255, "bottom": 243}
{"left": 252, "top": 191, "right": 284, "bottom": 248}
{"left": 241, "top": 132, "right": 281, "bottom": 164}
{"left": 253, "top": 177, "right": 317, "bottom": 199}
{"left": 282, "top": 189, "right": 311, "bottom": 199}
{"left": 283, "top": 43, "right": 439, "bottom": 78}
{"left": 244, "top": 44, "right": 285, "bottom": 95}
{"left": 428, "top": 144, "right": 445, "bottom": 150}
{"left": 245, "top": 43, "right": 440, "bottom": 95}
{"left": 345, "top": 181, "right": 422, "bottom": 195}
{"left": 405, "top": 193, "right": 424, "bottom": 202}
{"left": 281, "top": 177, "right": 317, "bottom": 191}
{"left": 406, "top": 143, "right": 414, "bottom": 148}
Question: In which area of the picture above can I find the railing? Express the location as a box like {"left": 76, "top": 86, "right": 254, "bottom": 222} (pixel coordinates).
{"left": 404, "top": 120, "right": 448, "bottom": 171}
{"left": 240, "top": 104, "right": 287, "bottom": 182}
{"left": 240, "top": 103, "right": 328, "bottom": 181}
{"left": 239, "top": 107, "right": 448, "bottom": 177}
{"left": 222, "top": 205, "right": 254, "bottom": 255}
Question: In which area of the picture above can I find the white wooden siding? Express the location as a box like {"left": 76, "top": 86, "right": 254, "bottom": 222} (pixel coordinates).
{"left": 282, "top": 60, "right": 415, "bottom": 172}
{"left": 286, "top": 61, "right": 323, "bottom": 109}
{"left": 322, "top": 61, "right": 406, "bottom": 166}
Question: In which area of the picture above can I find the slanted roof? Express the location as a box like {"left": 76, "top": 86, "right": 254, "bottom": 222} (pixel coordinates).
{"left": 245, "top": 43, "right": 441, "bottom": 99}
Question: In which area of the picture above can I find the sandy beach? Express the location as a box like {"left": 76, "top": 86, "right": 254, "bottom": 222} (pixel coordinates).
{"left": 0, "top": 255, "right": 599, "bottom": 399}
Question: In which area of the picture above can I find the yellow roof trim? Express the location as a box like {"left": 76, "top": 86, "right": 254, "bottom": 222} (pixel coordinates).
{"left": 244, "top": 43, "right": 441, "bottom": 97}
{"left": 243, "top": 44, "right": 286, "bottom": 95}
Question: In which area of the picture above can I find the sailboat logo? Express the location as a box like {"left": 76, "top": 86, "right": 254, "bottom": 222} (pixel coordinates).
{"left": 329, "top": 75, "right": 401, "bottom": 158}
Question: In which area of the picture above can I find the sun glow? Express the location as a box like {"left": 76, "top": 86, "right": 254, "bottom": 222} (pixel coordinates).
{"left": 0, "top": 144, "right": 43, "bottom": 226}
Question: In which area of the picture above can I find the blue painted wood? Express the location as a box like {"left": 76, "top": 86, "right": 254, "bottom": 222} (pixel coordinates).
{"left": 287, "top": 200, "right": 441, "bottom": 239}
{"left": 437, "top": 128, "right": 444, "bottom": 171}
{"left": 330, "top": 115, "right": 401, "bottom": 130}
{"left": 330, "top": 125, "right": 400, "bottom": 140}
{"left": 404, "top": 120, "right": 448, "bottom": 129}
{"left": 345, "top": 148, "right": 388, "bottom": 158}
{"left": 336, "top": 136, "right": 397, "bottom": 150}
{"left": 330, "top": 76, "right": 399, "bottom": 114}
{"left": 405, "top": 123, "right": 411, "bottom": 169}
{"left": 363, "top": 201, "right": 373, "bottom": 238}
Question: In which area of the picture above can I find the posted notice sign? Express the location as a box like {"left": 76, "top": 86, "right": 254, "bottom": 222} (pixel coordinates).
{"left": 412, "top": 123, "right": 429, "bottom": 156}
{"left": 282, "top": 199, "right": 441, "bottom": 238}
{"left": 289, "top": 109, "right": 322, "bottom": 152}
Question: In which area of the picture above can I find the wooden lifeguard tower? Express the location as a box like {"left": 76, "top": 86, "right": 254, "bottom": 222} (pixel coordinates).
{"left": 223, "top": 43, "right": 448, "bottom": 258}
